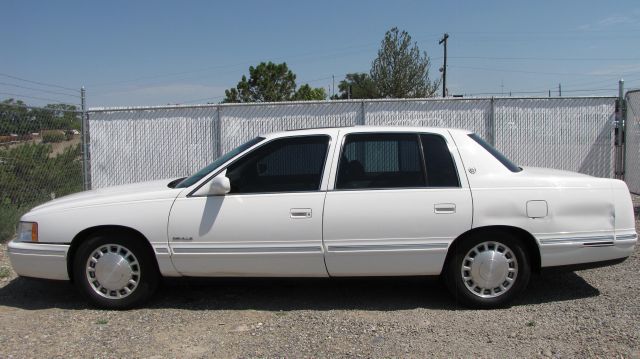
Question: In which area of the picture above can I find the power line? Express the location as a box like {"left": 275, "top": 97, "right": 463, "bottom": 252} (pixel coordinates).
{"left": 88, "top": 44, "right": 379, "bottom": 90}
{"left": 561, "top": 74, "right": 640, "bottom": 89}
{"left": 448, "top": 65, "right": 638, "bottom": 77}
{"left": 178, "top": 95, "right": 226, "bottom": 104}
{"left": 449, "top": 56, "right": 640, "bottom": 62}
{"left": 464, "top": 88, "right": 617, "bottom": 97}
{"left": 0, "top": 91, "right": 79, "bottom": 106}
{"left": 0, "top": 72, "right": 77, "bottom": 92}
{"left": 0, "top": 81, "right": 79, "bottom": 99}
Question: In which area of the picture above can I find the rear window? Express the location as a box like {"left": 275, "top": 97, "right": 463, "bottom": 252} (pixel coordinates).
{"left": 468, "top": 134, "right": 522, "bottom": 173}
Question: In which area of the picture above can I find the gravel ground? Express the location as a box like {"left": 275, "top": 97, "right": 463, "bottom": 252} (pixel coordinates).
{"left": 0, "top": 198, "right": 638, "bottom": 358}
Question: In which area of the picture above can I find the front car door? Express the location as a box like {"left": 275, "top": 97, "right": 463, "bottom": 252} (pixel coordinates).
{"left": 168, "top": 131, "right": 337, "bottom": 277}
{"left": 322, "top": 129, "right": 473, "bottom": 276}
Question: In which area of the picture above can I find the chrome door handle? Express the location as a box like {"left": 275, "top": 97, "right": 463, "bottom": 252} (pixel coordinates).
{"left": 434, "top": 203, "right": 456, "bottom": 214}
{"left": 290, "top": 208, "right": 312, "bottom": 219}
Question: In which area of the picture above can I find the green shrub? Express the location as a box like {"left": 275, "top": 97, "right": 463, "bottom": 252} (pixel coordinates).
{"left": 42, "top": 131, "right": 65, "bottom": 143}
{"left": 0, "top": 143, "right": 82, "bottom": 242}
{"left": 0, "top": 202, "right": 28, "bottom": 242}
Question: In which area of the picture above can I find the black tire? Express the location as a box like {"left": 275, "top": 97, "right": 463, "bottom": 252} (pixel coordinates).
{"left": 73, "top": 232, "right": 159, "bottom": 309}
{"left": 444, "top": 232, "right": 531, "bottom": 309}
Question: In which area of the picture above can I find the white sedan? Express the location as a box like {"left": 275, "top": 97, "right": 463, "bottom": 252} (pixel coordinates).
{"left": 8, "top": 127, "right": 637, "bottom": 309}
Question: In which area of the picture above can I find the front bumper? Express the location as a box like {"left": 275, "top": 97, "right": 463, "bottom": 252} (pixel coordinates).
{"left": 7, "top": 240, "right": 70, "bottom": 280}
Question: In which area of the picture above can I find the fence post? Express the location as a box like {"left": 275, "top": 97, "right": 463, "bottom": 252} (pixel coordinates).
{"left": 80, "top": 86, "right": 90, "bottom": 190}
{"left": 216, "top": 106, "right": 222, "bottom": 157}
{"left": 489, "top": 97, "right": 496, "bottom": 145}
{"left": 360, "top": 101, "right": 366, "bottom": 125}
{"left": 617, "top": 79, "right": 626, "bottom": 179}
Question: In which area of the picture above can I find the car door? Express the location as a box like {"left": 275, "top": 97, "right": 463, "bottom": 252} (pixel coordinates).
{"left": 168, "top": 132, "right": 336, "bottom": 277}
{"left": 322, "top": 130, "right": 473, "bottom": 276}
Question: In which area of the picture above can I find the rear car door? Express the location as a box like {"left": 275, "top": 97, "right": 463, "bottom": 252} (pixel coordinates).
{"left": 322, "top": 130, "right": 473, "bottom": 276}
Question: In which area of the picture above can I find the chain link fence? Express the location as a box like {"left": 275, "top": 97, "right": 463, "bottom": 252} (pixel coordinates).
{"left": 0, "top": 101, "right": 83, "bottom": 241}
{"left": 88, "top": 97, "right": 617, "bottom": 188}
{"left": 625, "top": 90, "right": 640, "bottom": 194}
{"left": 0, "top": 96, "right": 630, "bottom": 242}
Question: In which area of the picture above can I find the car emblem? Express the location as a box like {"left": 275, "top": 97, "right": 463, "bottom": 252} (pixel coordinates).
{"left": 172, "top": 236, "right": 193, "bottom": 241}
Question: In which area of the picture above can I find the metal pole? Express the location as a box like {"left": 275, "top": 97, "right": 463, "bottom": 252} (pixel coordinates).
{"left": 558, "top": 83, "right": 562, "bottom": 97}
{"left": 439, "top": 33, "right": 449, "bottom": 98}
{"left": 80, "top": 86, "right": 89, "bottom": 190}
{"left": 616, "top": 78, "right": 625, "bottom": 179}
{"left": 489, "top": 97, "right": 496, "bottom": 146}
{"left": 332, "top": 75, "right": 335, "bottom": 98}
{"left": 216, "top": 106, "right": 223, "bottom": 157}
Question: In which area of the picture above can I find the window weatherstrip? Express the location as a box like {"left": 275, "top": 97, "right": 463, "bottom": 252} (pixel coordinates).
{"left": 416, "top": 133, "right": 429, "bottom": 187}
{"left": 189, "top": 134, "right": 332, "bottom": 197}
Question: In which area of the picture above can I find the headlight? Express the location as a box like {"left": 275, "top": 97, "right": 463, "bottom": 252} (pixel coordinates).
{"left": 17, "top": 222, "right": 38, "bottom": 242}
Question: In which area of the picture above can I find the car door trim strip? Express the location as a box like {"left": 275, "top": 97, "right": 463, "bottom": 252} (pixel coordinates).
{"left": 327, "top": 243, "right": 448, "bottom": 252}
{"left": 172, "top": 246, "right": 323, "bottom": 254}
{"left": 539, "top": 235, "right": 614, "bottom": 245}
{"left": 616, "top": 233, "right": 638, "bottom": 241}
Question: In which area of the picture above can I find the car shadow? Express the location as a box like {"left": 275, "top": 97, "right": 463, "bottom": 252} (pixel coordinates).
{"left": 0, "top": 271, "right": 599, "bottom": 311}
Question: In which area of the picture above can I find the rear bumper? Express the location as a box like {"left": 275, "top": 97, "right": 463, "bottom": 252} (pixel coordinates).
{"left": 7, "top": 240, "right": 70, "bottom": 280}
{"left": 539, "top": 233, "right": 637, "bottom": 268}
{"left": 541, "top": 257, "right": 628, "bottom": 273}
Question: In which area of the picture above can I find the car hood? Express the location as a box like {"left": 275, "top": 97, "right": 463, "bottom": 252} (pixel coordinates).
{"left": 29, "top": 178, "right": 185, "bottom": 214}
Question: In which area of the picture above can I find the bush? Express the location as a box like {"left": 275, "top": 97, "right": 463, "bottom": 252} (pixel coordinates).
{"left": 42, "top": 131, "right": 65, "bottom": 143}
{"left": 0, "top": 143, "right": 82, "bottom": 242}
{"left": 0, "top": 202, "right": 29, "bottom": 242}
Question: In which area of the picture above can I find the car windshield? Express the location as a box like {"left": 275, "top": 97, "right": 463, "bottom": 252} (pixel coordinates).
{"left": 175, "top": 137, "right": 265, "bottom": 188}
{"left": 468, "top": 133, "right": 522, "bottom": 173}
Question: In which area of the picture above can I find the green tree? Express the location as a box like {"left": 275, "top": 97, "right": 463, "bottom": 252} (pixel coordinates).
{"left": 0, "top": 99, "right": 79, "bottom": 135}
{"left": 332, "top": 73, "right": 379, "bottom": 99}
{"left": 223, "top": 62, "right": 326, "bottom": 103}
{"left": 0, "top": 99, "right": 32, "bottom": 135}
{"left": 293, "top": 84, "right": 326, "bottom": 101}
{"left": 370, "top": 27, "right": 439, "bottom": 98}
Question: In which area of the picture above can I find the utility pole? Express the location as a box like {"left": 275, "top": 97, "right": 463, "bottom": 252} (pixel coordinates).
{"left": 439, "top": 33, "right": 449, "bottom": 98}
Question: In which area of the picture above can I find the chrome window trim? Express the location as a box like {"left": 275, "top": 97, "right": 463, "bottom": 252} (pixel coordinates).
{"left": 188, "top": 134, "right": 333, "bottom": 197}
{"left": 332, "top": 131, "right": 463, "bottom": 191}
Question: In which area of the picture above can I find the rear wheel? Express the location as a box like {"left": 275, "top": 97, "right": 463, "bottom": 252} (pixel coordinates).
{"left": 73, "top": 233, "right": 159, "bottom": 309}
{"left": 445, "top": 232, "right": 531, "bottom": 308}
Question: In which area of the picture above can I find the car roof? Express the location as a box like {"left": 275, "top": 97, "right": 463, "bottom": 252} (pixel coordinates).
{"left": 261, "top": 126, "right": 473, "bottom": 139}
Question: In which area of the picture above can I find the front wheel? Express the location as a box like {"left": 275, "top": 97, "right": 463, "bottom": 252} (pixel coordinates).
{"left": 444, "top": 233, "right": 531, "bottom": 309}
{"left": 73, "top": 234, "right": 159, "bottom": 309}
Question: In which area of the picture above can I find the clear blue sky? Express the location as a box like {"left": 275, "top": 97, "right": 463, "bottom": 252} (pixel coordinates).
{"left": 2, "top": 0, "right": 640, "bottom": 108}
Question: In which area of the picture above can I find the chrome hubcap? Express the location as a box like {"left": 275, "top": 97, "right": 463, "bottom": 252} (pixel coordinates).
{"left": 461, "top": 241, "right": 518, "bottom": 298}
{"left": 86, "top": 244, "right": 140, "bottom": 299}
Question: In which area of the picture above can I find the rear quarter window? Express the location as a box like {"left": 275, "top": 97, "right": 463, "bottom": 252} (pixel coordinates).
{"left": 468, "top": 133, "right": 522, "bottom": 173}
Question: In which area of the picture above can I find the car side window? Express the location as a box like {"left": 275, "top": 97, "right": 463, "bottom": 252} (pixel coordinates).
{"left": 420, "top": 134, "right": 460, "bottom": 187}
{"left": 226, "top": 135, "right": 329, "bottom": 194}
{"left": 336, "top": 133, "right": 426, "bottom": 189}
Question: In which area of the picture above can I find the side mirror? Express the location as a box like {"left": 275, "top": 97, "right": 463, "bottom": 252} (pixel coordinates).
{"left": 193, "top": 174, "right": 230, "bottom": 196}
